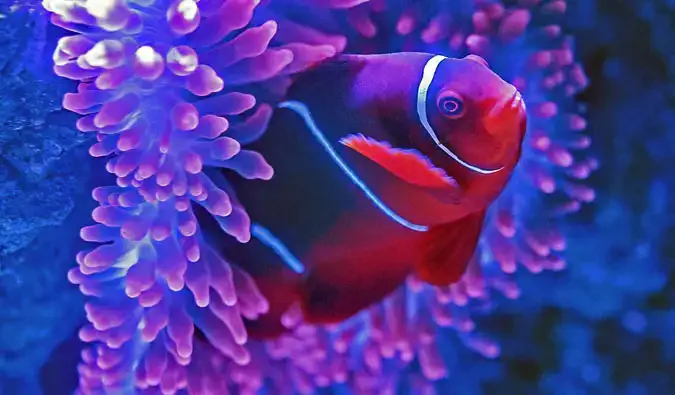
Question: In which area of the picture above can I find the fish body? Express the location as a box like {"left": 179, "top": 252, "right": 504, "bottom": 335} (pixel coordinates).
{"left": 218, "top": 52, "right": 527, "bottom": 337}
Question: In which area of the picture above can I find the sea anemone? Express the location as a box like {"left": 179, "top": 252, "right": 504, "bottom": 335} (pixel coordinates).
{"left": 42, "top": 0, "right": 338, "bottom": 392}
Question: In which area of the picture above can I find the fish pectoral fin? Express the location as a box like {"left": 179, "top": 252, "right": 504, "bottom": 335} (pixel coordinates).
{"left": 414, "top": 209, "right": 486, "bottom": 286}
{"left": 423, "top": 185, "right": 462, "bottom": 205}
{"left": 340, "top": 134, "right": 461, "bottom": 191}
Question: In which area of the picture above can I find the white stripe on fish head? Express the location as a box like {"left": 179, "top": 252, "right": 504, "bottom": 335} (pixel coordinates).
{"left": 415, "top": 54, "right": 504, "bottom": 175}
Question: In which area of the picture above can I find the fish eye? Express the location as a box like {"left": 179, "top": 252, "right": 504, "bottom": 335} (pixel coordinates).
{"left": 437, "top": 93, "right": 465, "bottom": 119}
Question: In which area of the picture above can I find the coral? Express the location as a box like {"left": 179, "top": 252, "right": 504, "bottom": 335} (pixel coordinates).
{"left": 536, "top": 183, "right": 672, "bottom": 395}
{"left": 0, "top": 6, "right": 88, "bottom": 392}
{"left": 0, "top": 171, "right": 91, "bottom": 394}
{"left": 42, "top": 0, "right": 338, "bottom": 393}
{"left": 522, "top": 1, "right": 675, "bottom": 393}
{"left": 0, "top": 6, "right": 81, "bottom": 255}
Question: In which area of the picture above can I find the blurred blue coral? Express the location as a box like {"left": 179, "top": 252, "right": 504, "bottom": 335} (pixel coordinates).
{"left": 505, "top": 0, "right": 675, "bottom": 393}
{"left": 0, "top": 4, "right": 92, "bottom": 394}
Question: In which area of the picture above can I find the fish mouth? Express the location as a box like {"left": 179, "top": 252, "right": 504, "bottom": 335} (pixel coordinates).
{"left": 484, "top": 88, "right": 527, "bottom": 137}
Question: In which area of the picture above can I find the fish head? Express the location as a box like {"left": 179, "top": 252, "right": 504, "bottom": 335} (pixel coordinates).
{"left": 339, "top": 53, "right": 528, "bottom": 224}
{"left": 414, "top": 54, "right": 527, "bottom": 178}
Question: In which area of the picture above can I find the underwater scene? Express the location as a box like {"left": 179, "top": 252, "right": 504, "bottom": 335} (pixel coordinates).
{"left": 0, "top": 0, "right": 673, "bottom": 394}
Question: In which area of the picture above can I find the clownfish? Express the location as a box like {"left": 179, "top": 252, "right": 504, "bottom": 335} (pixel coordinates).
{"left": 215, "top": 52, "right": 527, "bottom": 337}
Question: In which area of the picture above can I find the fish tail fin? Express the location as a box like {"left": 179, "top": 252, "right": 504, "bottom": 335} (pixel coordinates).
{"left": 414, "top": 209, "right": 486, "bottom": 286}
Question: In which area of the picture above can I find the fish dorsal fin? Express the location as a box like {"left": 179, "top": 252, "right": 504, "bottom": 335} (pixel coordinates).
{"left": 340, "top": 134, "right": 458, "bottom": 189}
{"left": 414, "top": 209, "right": 486, "bottom": 286}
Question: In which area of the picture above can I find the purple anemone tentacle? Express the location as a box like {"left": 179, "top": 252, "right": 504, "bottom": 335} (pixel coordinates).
{"left": 43, "top": 0, "right": 341, "bottom": 393}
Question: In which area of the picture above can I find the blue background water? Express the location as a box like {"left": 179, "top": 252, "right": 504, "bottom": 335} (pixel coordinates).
{"left": 0, "top": 0, "right": 674, "bottom": 394}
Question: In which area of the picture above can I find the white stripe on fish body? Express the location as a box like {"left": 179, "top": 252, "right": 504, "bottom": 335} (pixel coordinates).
{"left": 277, "top": 100, "right": 428, "bottom": 233}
